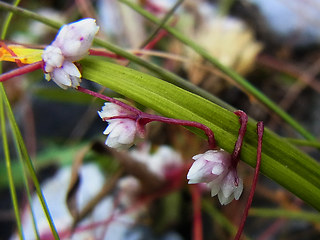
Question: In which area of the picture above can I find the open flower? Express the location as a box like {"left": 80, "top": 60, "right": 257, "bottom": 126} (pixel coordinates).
{"left": 98, "top": 102, "right": 144, "bottom": 149}
{"left": 42, "top": 18, "right": 99, "bottom": 89}
{"left": 187, "top": 149, "right": 243, "bottom": 205}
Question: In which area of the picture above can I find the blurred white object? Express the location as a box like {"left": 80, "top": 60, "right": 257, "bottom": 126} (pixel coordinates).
{"left": 11, "top": 8, "right": 65, "bottom": 44}
{"left": 249, "top": 0, "right": 320, "bottom": 46}
{"left": 188, "top": 15, "right": 263, "bottom": 77}
{"left": 12, "top": 164, "right": 135, "bottom": 240}
{"left": 130, "top": 144, "right": 183, "bottom": 179}
{"left": 97, "top": 0, "right": 146, "bottom": 48}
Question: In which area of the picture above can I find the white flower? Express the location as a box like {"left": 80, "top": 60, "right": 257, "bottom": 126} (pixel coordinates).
{"left": 42, "top": 18, "right": 99, "bottom": 89}
{"left": 98, "top": 102, "right": 142, "bottom": 149}
{"left": 187, "top": 149, "right": 243, "bottom": 205}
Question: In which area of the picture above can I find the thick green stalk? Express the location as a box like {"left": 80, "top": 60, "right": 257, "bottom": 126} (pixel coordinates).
{"left": 118, "top": 0, "right": 315, "bottom": 140}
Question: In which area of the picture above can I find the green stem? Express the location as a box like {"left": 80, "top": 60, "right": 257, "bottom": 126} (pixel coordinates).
{"left": 1, "top": 0, "right": 20, "bottom": 39}
{"left": 285, "top": 138, "right": 320, "bottom": 149}
{"left": 139, "top": 0, "right": 183, "bottom": 48}
{"left": 0, "top": 89, "right": 24, "bottom": 240}
{"left": 12, "top": 128, "right": 40, "bottom": 239}
{"left": 249, "top": 208, "right": 320, "bottom": 223}
{"left": 118, "top": 0, "right": 315, "bottom": 140}
{"left": 0, "top": 1, "right": 61, "bottom": 30}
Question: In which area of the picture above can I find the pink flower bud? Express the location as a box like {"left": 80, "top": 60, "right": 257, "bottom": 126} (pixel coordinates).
{"left": 52, "top": 18, "right": 99, "bottom": 61}
{"left": 42, "top": 18, "right": 99, "bottom": 89}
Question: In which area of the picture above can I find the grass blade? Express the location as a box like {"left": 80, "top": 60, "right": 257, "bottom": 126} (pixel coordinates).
{"left": 0, "top": 89, "right": 24, "bottom": 239}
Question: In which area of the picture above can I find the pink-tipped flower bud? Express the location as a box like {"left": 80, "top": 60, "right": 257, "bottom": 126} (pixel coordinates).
{"left": 98, "top": 102, "right": 144, "bottom": 149}
{"left": 52, "top": 18, "right": 99, "bottom": 61}
{"left": 187, "top": 149, "right": 243, "bottom": 205}
{"left": 42, "top": 18, "right": 99, "bottom": 89}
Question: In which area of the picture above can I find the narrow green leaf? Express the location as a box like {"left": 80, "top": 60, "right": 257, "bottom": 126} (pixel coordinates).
{"left": 249, "top": 208, "right": 320, "bottom": 223}
{"left": 81, "top": 58, "right": 320, "bottom": 211}
{"left": 11, "top": 119, "right": 40, "bottom": 239}
{"left": 0, "top": 89, "right": 24, "bottom": 239}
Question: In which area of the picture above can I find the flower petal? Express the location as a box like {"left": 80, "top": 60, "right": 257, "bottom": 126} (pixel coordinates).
{"left": 52, "top": 68, "right": 71, "bottom": 87}
{"left": 117, "top": 120, "right": 137, "bottom": 144}
{"left": 218, "top": 191, "right": 234, "bottom": 205}
{"left": 220, "top": 171, "right": 237, "bottom": 199}
{"left": 211, "top": 163, "right": 224, "bottom": 175}
{"left": 62, "top": 61, "right": 81, "bottom": 77}
{"left": 53, "top": 18, "right": 99, "bottom": 61}
{"left": 234, "top": 178, "right": 243, "bottom": 200}
{"left": 42, "top": 45, "right": 64, "bottom": 72}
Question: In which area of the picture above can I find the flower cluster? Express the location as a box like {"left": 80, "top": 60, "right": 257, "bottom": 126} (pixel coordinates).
{"left": 42, "top": 18, "right": 99, "bottom": 89}
{"left": 187, "top": 149, "right": 243, "bottom": 205}
{"left": 98, "top": 102, "right": 144, "bottom": 149}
